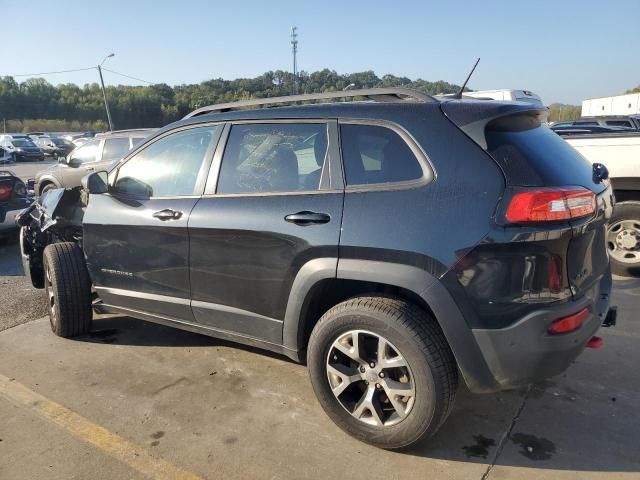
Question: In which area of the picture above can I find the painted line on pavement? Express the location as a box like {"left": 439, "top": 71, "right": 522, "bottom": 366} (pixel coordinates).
{"left": 0, "top": 373, "right": 202, "bottom": 480}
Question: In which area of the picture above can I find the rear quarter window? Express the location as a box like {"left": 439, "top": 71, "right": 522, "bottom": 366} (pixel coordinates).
{"left": 339, "top": 124, "right": 424, "bottom": 186}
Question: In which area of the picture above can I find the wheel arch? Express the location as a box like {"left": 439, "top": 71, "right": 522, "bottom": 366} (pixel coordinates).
{"left": 37, "top": 176, "right": 61, "bottom": 195}
{"left": 611, "top": 177, "right": 640, "bottom": 203}
{"left": 282, "top": 258, "right": 499, "bottom": 392}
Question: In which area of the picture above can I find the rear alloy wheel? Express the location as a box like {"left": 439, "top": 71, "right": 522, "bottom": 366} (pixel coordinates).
{"left": 607, "top": 202, "right": 640, "bottom": 277}
{"left": 326, "top": 330, "right": 415, "bottom": 427}
{"left": 308, "top": 296, "right": 458, "bottom": 449}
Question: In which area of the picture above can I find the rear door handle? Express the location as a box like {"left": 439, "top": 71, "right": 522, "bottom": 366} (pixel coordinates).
{"left": 152, "top": 209, "right": 183, "bottom": 221}
{"left": 284, "top": 211, "right": 330, "bottom": 226}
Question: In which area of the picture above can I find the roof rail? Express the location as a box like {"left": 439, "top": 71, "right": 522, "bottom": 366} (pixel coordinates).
{"left": 183, "top": 87, "right": 436, "bottom": 119}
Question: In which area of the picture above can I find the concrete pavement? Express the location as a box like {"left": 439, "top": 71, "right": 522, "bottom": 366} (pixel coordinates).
{"left": 0, "top": 278, "right": 638, "bottom": 479}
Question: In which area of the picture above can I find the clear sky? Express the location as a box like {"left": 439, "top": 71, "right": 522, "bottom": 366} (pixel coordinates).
{"left": 2, "top": 0, "right": 638, "bottom": 105}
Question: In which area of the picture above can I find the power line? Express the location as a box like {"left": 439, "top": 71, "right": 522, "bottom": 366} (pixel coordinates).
{"left": 102, "top": 68, "right": 154, "bottom": 85}
{"left": 2, "top": 67, "right": 96, "bottom": 77}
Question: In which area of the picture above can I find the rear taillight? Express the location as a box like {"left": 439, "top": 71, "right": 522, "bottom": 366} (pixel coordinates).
{"left": 505, "top": 187, "right": 596, "bottom": 223}
{"left": 547, "top": 308, "right": 589, "bottom": 334}
{"left": 13, "top": 181, "right": 26, "bottom": 197}
{"left": 0, "top": 183, "right": 12, "bottom": 201}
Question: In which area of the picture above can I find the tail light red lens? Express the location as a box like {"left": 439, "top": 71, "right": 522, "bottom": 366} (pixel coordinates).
{"left": 547, "top": 308, "right": 589, "bottom": 334}
{"left": 505, "top": 187, "right": 596, "bottom": 223}
{"left": 0, "top": 184, "right": 12, "bottom": 201}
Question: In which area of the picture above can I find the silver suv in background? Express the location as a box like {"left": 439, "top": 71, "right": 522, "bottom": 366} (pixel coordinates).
{"left": 35, "top": 129, "right": 155, "bottom": 195}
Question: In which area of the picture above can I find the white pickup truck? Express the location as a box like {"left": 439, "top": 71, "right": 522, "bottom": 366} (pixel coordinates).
{"left": 563, "top": 132, "right": 640, "bottom": 277}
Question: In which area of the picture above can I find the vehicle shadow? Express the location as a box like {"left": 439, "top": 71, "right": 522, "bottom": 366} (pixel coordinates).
{"left": 80, "top": 313, "right": 639, "bottom": 475}
{"left": 80, "top": 315, "right": 297, "bottom": 363}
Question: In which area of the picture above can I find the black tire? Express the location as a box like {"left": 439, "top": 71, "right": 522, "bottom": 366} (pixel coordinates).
{"left": 607, "top": 201, "right": 640, "bottom": 278}
{"left": 307, "top": 296, "right": 458, "bottom": 449}
{"left": 43, "top": 242, "right": 92, "bottom": 337}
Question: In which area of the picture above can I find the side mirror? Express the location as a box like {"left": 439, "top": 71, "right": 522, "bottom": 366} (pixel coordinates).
{"left": 82, "top": 171, "right": 109, "bottom": 194}
{"left": 68, "top": 157, "right": 82, "bottom": 168}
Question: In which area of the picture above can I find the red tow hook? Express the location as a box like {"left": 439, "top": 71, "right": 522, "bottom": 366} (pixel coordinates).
{"left": 586, "top": 336, "right": 604, "bottom": 349}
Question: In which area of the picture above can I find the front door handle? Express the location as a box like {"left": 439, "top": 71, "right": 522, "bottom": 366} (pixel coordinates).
{"left": 85, "top": 166, "right": 95, "bottom": 171}
{"left": 152, "top": 209, "right": 183, "bottom": 221}
{"left": 284, "top": 211, "right": 330, "bottom": 226}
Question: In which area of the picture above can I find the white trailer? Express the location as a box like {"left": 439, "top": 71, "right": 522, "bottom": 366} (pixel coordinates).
{"left": 581, "top": 93, "right": 640, "bottom": 117}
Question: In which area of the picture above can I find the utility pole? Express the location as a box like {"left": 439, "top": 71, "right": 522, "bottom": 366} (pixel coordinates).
{"left": 290, "top": 26, "right": 298, "bottom": 95}
{"left": 98, "top": 53, "right": 115, "bottom": 131}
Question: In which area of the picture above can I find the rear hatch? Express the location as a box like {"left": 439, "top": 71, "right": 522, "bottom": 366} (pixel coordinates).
{"left": 441, "top": 100, "right": 612, "bottom": 299}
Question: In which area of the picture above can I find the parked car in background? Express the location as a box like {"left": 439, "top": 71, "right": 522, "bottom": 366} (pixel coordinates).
{"left": 32, "top": 136, "right": 75, "bottom": 158}
{"left": 0, "top": 146, "right": 13, "bottom": 164}
{"left": 552, "top": 125, "right": 633, "bottom": 135}
{"left": 560, "top": 129, "right": 640, "bottom": 277}
{"left": 0, "top": 135, "right": 44, "bottom": 162}
{"left": 35, "top": 129, "right": 155, "bottom": 195}
{"left": 462, "top": 89, "right": 545, "bottom": 106}
{"left": 72, "top": 137, "right": 92, "bottom": 148}
{"left": 62, "top": 131, "right": 96, "bottom": 143}
{"left": 0, "top": 170, "right": 30, "bottom": 240}
{"left": 552, "top": 116, "right": 640, "bottom": 130}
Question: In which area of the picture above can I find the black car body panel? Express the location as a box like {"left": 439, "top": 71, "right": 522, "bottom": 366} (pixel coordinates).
{"left": 17, "top": 93, "right": 613, "bottom": 393}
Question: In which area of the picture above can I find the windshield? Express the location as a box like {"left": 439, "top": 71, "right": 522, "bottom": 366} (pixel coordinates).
{"left": 12, "top": 139, "right": 36, "bottom": 147}
{"left": 52, "top": 138, "right": 70, "bottom": 146}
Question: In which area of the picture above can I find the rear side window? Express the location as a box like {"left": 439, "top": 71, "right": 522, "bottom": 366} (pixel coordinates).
{"left": 102, "top": 137, "right": 131, "bottom": 162}
{"left": 217, "top": 123, "right": 328, "bottom": 194}
{"left": 339, "top": 124, "right": 423, "bottom": 186}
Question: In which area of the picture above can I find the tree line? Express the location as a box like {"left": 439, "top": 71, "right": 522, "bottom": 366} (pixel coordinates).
{"left": 0, "top": 70, "right": 462, "bottom": 132}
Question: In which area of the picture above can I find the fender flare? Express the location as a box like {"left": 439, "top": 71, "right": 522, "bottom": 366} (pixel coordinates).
{"left": 282, "top": 257, "right": 499, "bottom": 392}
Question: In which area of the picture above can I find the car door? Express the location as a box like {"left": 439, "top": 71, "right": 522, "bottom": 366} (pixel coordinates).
{"left": 83, "top": 124, "right": 222, "bottom": 321}
{"left": 188, "top": 120, "right": 343, "bottom": 344}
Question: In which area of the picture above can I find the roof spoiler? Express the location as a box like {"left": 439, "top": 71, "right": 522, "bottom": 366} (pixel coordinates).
{"left": 440, "top": 101, "right": 548, "bottom": 150}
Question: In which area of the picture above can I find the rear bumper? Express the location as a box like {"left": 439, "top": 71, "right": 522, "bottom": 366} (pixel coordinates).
{"left": 471, "top": 272, "right": 612, "bottom": 390}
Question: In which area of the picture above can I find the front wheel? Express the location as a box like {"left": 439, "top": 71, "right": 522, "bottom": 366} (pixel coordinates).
{"left": 607, "top": 201, "right": 640, "bottom": 277}
{"left": 307, "top": 296, "right": 458, "bottom": 449}
{"left": 43, "top": 242, "right": 93, "bottom": 337}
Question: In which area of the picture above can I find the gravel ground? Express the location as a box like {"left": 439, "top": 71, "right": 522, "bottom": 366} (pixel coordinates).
{"left": 0, "top": 237, "right": 48, "bottom": 332}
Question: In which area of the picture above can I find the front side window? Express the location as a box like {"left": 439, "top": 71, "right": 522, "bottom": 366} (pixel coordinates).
{"left": 114, "top": 126, "right": 219, "bottom": 198}
{"left": 216, "top": 123, "right": 328, "bottom": 194}
{"left": 339, "top": 124, "right": 423, "bottom": 186}
{"left": 102, "top": 137, "right": 132, "bottom": 163}
{"left": 69, "top": 141, "right": 100, "bottom": 165}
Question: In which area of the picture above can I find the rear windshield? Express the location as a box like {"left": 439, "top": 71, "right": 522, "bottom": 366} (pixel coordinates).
{"left": 486, "top": 119, "right": 605, "bottom": 193}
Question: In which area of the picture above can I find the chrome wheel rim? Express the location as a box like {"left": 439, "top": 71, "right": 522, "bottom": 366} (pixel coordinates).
{"left": 45, "top": 264, "right": 56, "bottom": 327}
{"left": 607, "top": 220, "right": 640, "bottom": 264}
{"left": 326, "top": 330, "right": 415, "bottom": 427}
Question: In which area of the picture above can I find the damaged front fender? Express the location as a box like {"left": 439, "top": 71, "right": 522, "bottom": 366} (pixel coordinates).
{"left": 17, "top": 187, "right": 86, "bottom": 288}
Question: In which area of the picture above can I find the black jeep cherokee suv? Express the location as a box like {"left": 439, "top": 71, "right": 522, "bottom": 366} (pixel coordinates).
{"left": 18, "top": 88, "right": 614, "bottom": 449}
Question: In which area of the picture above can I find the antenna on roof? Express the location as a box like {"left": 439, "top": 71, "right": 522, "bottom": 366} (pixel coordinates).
{"left": 454, "top": 57, "right": 480, "bottom": 99}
